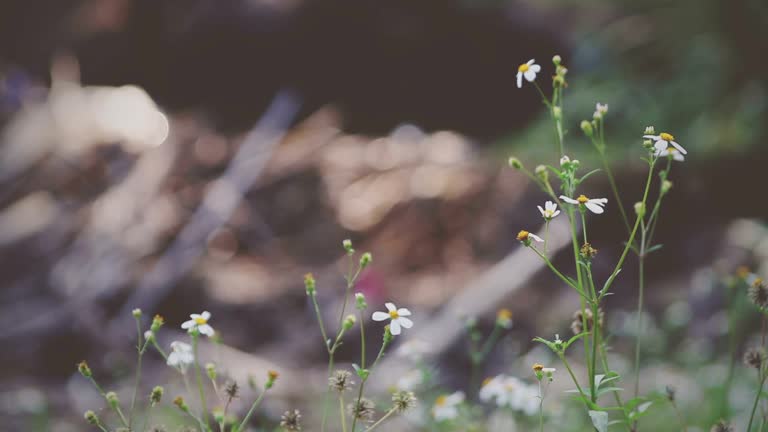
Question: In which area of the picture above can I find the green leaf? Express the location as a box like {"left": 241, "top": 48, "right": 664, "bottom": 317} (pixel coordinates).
{"left": 646, "top": 244, "right": 664, "bottom": 254}
{"left": 589, "top": 410, "right": 608, "bottom": 432}
{"left": 599, "top": 269, "right": 622, "bottom": 298}
{"left": 579, "top": 168, "right": 603, "bottom": 183}
{"left": 597, "top": 386, "right": 624, "bottom": 397}
{"left": 564, "top": 332, "right": 589, "bottom": 350}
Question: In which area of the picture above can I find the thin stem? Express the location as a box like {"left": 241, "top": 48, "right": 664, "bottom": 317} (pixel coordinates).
{"left": 596, "top": 148, "right": 631, "bottom": 235}
{"left": 321, "top": 355, "right": 335, "bottom": 432}
{"left": 192, "top": 333, "right": 210, "bottom": 429}
{"left": 634, "top": 254, "right": 645, "bottom": 399}
{"left": 544, "top": 221, "right": 550, "bottom": 255}
{"left": 670, "top": 400, "right": 689, "bottom": 432}
{"left": 580, "top": 210, "right": 588, "bottom": 245}
{"left": 538, "top": 381, "right": 545, "bottom": 432}
{"left": 129, "top": 317, "right": 144, "bottom": 429}
{"left": 529, "top": 246, "right": 580, "bottom": 291}
{"left": 363, "top": 408, "right": 397, "bottom": 432}
{"left": 350, "top": 309, "right": 367, "bottom": 432}
{"left": 311, "top": 293, "right": 331, "bottom": 354}
{"left": 238, "top": 390, "right": 266, "bottom": 431}
{"left": 339, "top": 394, "right": 348, "bottom": 432}
{"left": 748, "top": 369, "right": 767, "bottom": 432}
{"left": 558, "top": 353, "right": 589, "bottom": 407}
{"left": 86, "top": 377, "right": 129, "bottom": 428}
{"left": 598, "top": 344, "right": 631, "bottom": 430}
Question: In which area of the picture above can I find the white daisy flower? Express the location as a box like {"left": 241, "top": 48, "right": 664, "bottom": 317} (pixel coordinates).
{"left": 181, "top": 311, "right": 215, "bottom": 337}
{"left": 516, "top": 59, "right": 541, "bottom": 88}
{"left": 516, "top": 230, "right": 544, "bottom": 245}
{"left": 512, "top": 385, "right": 540, "bottom": 416}
{"left": 643, "top": 132, "right": 687, "bottom": 155}
{"left": 537, "top": 201, "right": 560, "bottom": 220}
{"left": 432, "top": 391, "right": 464, "bottom": 421}
{"left": 480, "top": 375, "right": 522, "bottom": 407}
{"left": 396, "top": 369, "right": 424, "bottom": 391}
{"left": 654, "top": 145, "right": 685, "bottom": 161}
{"left": 593, "top": 103, "right": 608, "bottom": 119}
{"left": 167, "top": 341, "right": 194, "bottom": 372}
{"left": 560, "top": 194, "right": 608, "bottom": 214}
{"left": 372, "top": 302, "right": 413, "bottom": 336}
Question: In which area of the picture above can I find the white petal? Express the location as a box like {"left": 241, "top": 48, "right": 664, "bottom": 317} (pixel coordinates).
{"left": 447, "top": 392, "right": 465, "bottom": 404}
{"left": 201, "top": 311, "right": 211, "bottom": 320}
{"left": 516, "top": 72, "right": 522, "bottom": 88}
{"left": 199, "top": 325, "right": 214, "bottom": 336}
{"left": 524, "top": 70, "right": 537, "bottom": 81}
{"left": 674, "top": 152, "right": 685, "bottom": 161}
{"left": 181, "top": 320, "right": 195, "bottom": 329}
{"left": 372, "top": 311, "right": 389, "bottom": 321}
{"left": 167, "top": 353, "right": 179, "bottom": 366}
{"left": 528, "top": 233, "right": 544, "bottom": 242}
{"left": 590, "top": 198, "right": 608, "bottom": 205}
{"left": 546, "top": 201, "right": 556, "bottom": 211}
{"left": 390, "top": 319, "right": 402, "bottom": 335}
{"left": 585, "top": 202, "right": 605, "bottom": 214}
{"left": 670, "top": 141, "right": 687, "bottom": 155}
{"left": 552, "top": 210, "right": 560, "bottom": 217}
{"left": 642, "top": 135, "right": 660, "bottom": 140}
{"left": 385, "top": 302, "right": 397, "bottom": 312}
{"left": 537, "top": 205, "right": 545, "bottom": 217}
{"left": 398, "top": 317, "right": 414, "bottom": 329}
{"left": 559, "top": 196, "right": 579, "bottom": 204}
{"left": 543, "top": 368, "right": 556, "bottom": 373}
{"left": 526, "top": 59, "right": 535, "bottom": 65}
{"left": 190, "top": 314, "right": 202, "bottom": 320}
{"left": 530, "top": 64, "right": 541, "bottom": 73}
{"left": 397, "top": 308, "right": 412, "bottom": 317}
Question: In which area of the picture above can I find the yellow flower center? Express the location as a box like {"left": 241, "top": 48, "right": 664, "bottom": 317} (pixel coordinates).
{"left": 389, "top": 310, "right": 400, "bottom": 319}
{"left": 516, "top": 230, "right": 530, "bottom": 241}
{"left": 435, "top": 395, "right": 447, "bottom": 406}
{"left": 660, "top": 132, "right": 674, "bottom": 141}
{"left": 532, "top": 363, "right": 544, "bottom": 372}
{"left": 518, "top": 63, "right": 530, "bottom": 73}
{"left": 482, "top": 377, "right": 492, "bottom": 387}
{"left": 497, "top": 309, "right": 512, "bottom": 321}
{"left": 194, "top": 317, "right": 207, "bottom": 325}
{"left": 577, "top": 195, "right": 589, "bottom": 204}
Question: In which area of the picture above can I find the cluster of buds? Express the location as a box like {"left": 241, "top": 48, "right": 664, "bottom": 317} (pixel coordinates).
{"left": 532, "top": 363, "right": 556, "bottom": 382}
{"left": 173, "top": 396, "right": 189, "bottom": 412}
{"left": 552, "top": 55, "right": 568, "bottom": 87}
{"left": 495, "top": 309, "right": 513, "bottom": 329}
{"left": 205, "top": 363, "right": 217, "bottom": 380}
{"left": 580, "top": 242, "right": 598, "bottom": 260}
{"left": 150, "top": 386, "right": 164, "bottom": 405}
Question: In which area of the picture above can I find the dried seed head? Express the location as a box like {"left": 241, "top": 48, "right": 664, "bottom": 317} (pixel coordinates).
{"left": 710, "top": 420, "right": 734, "bottom": 432}
{"left": 392, "top": 390, "right": 417, "bottom": 412}
{"left": 665, "top": 385, "right": 676, "bottom": 402}
{"left": 280, "top": 409, "right": 302, "bottom": 431}
{"left": 580, "top": 243, "right": 598, "bottom": 259}
{"left": 224, "top": 381, "right": 239, "bottom": 399}
{"left": 748, "top": 279, "right": 768, "bottom": 309}
{"left": 77, "top": 361, "right": 92, "bottom": 378}
{"left": 329, "top": 370, "right": 355, "bottom": 393}
{"left": 348, "top": 397, "right": 376, "bottom": 422}
{"left": 744, "top": 348, "right": 765, "bottom": 370}
{"left": 570, "top": 308, "right": 604, "bottom": 335}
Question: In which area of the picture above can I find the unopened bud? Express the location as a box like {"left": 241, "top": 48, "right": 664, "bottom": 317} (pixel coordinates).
{"left": 173, "top": 396, "right": 189, "bottom": 412}
{"left": 383, "top": 325, "right": 394, "bottom": 344}
{"left": 132, "top": 308, "right": 142, "bottom": 318}
{"left": 343, "top": 314, "right": 357, "bottom": 330}
{"left": 150, "top": 386, "right": 164, "bottom": 405}
{"left": 151, "top": 315, "right": 164, "bottom": 332}
{"left": 552, "top": 106, "right": 562, "bottom": 120}
{"left": 266, "top": 370, "right": 279, "bottom": 389}
{"left": 77, "top": 361, "right": 92, "bottom": 378}
{"left": 661, "top": 180, "right": 673, "bottom": 194}
{"left": 106, "top": 391, "right": 119, "bottom": 409}
{"left": 84, "top": 410, "right": 99, "bottom": 425}
{"left": 644, "top": 126, "right": 656, "bottom": 135}
{"left": 508, "top": 157, "right": 522, "bottom": 169}
{"left": 343, "top": 239, "right": 354, "bottom": 255}
{"left": 580, "top": 120, "right": 593, "bottom": 137}
{"left": 355, "top": 292, "right": 368, "bottom": 310}
{"left": 206, "top": 363, "right": 217, "bottom": 380}
{"left": 552, "top": 55, "right": 562, "bottom": 65}
{"left": 360, "top": 252, "right": 372, "bottom": 269}
{"left": 634, "top": 202, "right": 645, "bottom": 217}
{"left": 535, "top": 165, "right": 548, "bottom": 181}
{"left": 304, "top": 273, "right": 316, "bottom": 296}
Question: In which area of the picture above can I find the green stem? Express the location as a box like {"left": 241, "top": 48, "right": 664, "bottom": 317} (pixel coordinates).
{"left": 748, "top": 370, "right": 767, "bottom": 432}
{"left": 238, "top": 390, "right": 266, "bottom": 431}
{"left": 633, "top": 254, "right": 645, "bottom": 399}
{"left": 596, "top": 148, "right": 631, "bottom": 235}
{"left": 363, "top": 408, "right": 397, "bottom": 432}
{"left": 538, "top": 381, "right": 545, "bottom": 432}
{"left": 558, "top": 353, "right": 588, "bottom": 405}
{"left": 529, "top": 246, "right": 580, "bottom": 291}
{"left": 340, "top": 394, "right": 348, "bottom": 432}
{"left": 321, "top": 355, "right": 335, "bottom": 432}
{"left": 192, "top": 333, "right": 210, "bottom": 429}
{"left": 129, "top": 317, "right": 144, "bottom": 429}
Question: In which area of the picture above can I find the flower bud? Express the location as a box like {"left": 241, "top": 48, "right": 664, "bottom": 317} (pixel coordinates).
{"left": 77, "top": 361, "right": 92, "bottom": 378}
{"left": 661, "top": 180, "right": 673, "bottom": 194}
{"left": 383, "top": 325, "right": 394, "bottom": 344}
{"left": 644, "top": 126, "right": 656, "bottom": 135}
{"left": 84, "top": 410, "right": 99, "bottom": 425}
{"left": 553, "top": 334, "right": 564, "bottom": 352}
{"left": 552, "top": 106, "right": 562, "bottom": 120}
{"left": 355, "top": 292, "right": 368, "bottom": 310}
{"left": 634, "top": 202, "right": 645, "bottom": 217}
{"left": 360, "top": 252, "right": 372, "bottom": 269}
{"left": 580, "top": 120, "right": 593, "bottom": 137}
{"left": 151, "top": 315, "right": 164, "bottom": 332}
{"left": 150, "top": 386, "right": 164, "bottom": 405}
{"left": 508, "top": 157, "right": 522, "bottom": 169}
{"left": 206, "top": 363, "right": 217, "bottom": 380}
{"left": 556, "top": 65, "right": 568, "bottom": 76}
{"left": 266, "top": 370, "right": 279, "bottom": 389}
{"left": 173, "top": 396, "right": 189, "bottom": 412}
{"left": 343, "top": 239, "right": 354, "bottom": 255}
{"left": 343, "top": 314, "right": 357, "bottom": 330}
{"left": 106, "top": 391, "right": 120, "bottom": 409}
{"left": 496, "top": 309, "right": 513, "bottom": 329}
{"left": 552, "top": 55, "right": 562, "bottom": 65}
{"left": 534, "top": 165, "right": 548, "bottom": 181}
{"left": 559, "top": 155, "right": 570, "bottom": 166}
{"left": 643, "top": 139, "right": 654, "bottom": 150}
{"left": 553, "top": 75, "right": 565, "bottom": 87}
{"left": 144, "top": 330, "right": 154, "bottom": 342}
{"left": 304, "top": 273, "right": 316, "bottom": 296}
{"left": 214, "top": 410, "right": 225, "bottom": 424}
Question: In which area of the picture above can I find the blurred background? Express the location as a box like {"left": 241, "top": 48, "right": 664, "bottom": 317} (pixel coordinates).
{"left": 1, "top": 0, "right": 768, "bottom": 430}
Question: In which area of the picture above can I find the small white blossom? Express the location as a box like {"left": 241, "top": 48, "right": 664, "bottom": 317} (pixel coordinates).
{"left": 167, "top": 341, "right": 194, "bottom": 372}
{"left": 144, "top": 330, "right": 154, "bottom": 340}
{"left": 654, "top": 145, "right": 685, "bottom": 161}
{"left": 516, "top": 59, "right": 541, "bottom": 89}
{"left": 560, "top": 195, "right": 608, "bottom": 214}
{"left": 593, "top": 103, "right": 608, "bottom": 119}
{"left": 537, "top": 201, "right": 560, "bottom": 220}
{"left": 181, "top": 311, "right": 215, "bottom": 337}
{"left": 559, "top": 155, "right": 570, "bottom": 166}
{"left": 643, "top": 132, "right": 687, "bottom": 155}
{"left": 517, "top": 230, "right": 544, "bottom": 244}
{"left": 372, "top": 302, "right": 413, "bottom": 336}
{"left": 432, "top": 391, "right": 464, "bottom": 421}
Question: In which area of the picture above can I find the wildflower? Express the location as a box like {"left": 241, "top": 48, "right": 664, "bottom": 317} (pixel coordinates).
{"left": 224, "top": 381, "right": 239, "bottom": 399}
{"left": 553, "top": 334, "right": 564, "bottom": 351}
{"left": 532, "top": 363, "right": 556, "bottom": 381}
{"left": 516, "top": 59, "right": 541, "bottom": 88}
{"left": 710, "top": 420, "right": 734, "bottom": 432}
{"left": 537, "top": 201, "right": 560, "bottom": 220}
{"left": 654, "top": 145, "right": 685, "bottom": 162}
{"left": 393, "top": 390, "right": 418, "bottom": 413}
{"left": 643, "top": 132, "right": 687, "bottom": 155}
{"left": 516, "top": 230, "right": 543, "bottom": 246}
{"left": 559, "top": 155, "right": 570, "bottom": 166}
{"left": 594, "top": 103, "right": 608, "bottom": 119}
{"left": 748, "top": 278, "right": 768, "bottom": 309}
{"left": 432, "top": 391, "right": 463, "bottom": 421}
{"left": 360, "top": 252, "right": 373, "bottom": 268}
{"left": 560, "top": 195, "right": 608, "bottom": 214}
{"left": 343, "top": 239, "right": 354, "bottom": 255}
{"left": 132, "top": 308, "right": 142, "bottom": 318}
{"left": 372, "top": 302, "right": 413, "bottom": 336}
{"left": 580, "top": 243, "right": 598, "bottom": 259}
{"left": 570, "top": 308, "right": 604, "bottom": 335}
{"left": 508, "top": 157, "right": 522, "bottom": 169}
{"left": 744, "top": 348, "right": 764, "bottom": 369}
{"left": 151, "top": 315, "right": 164, "bottom": 332}
{"left": 496, "top": 309, "right": 513, "bottom": 329}
{"left": 150, "top": 386, "right": 163, "bottom": 405}
{"left": 77, "top": 361, "right": 92, "bottom": 378}
{"left": 84, "top": 410, "right": 100, "bottom": 425}
{"left": 167, "top": 341, "right": 194, "bottom": 372}
{"left": 348, "top": 398, "right": 376, "bottom": 423}
{"left": 355, "top": 292, "right": 368, "bottom": 310}
{"left": 181, "top": 311, "right": 215, "bottom": 337}
{"left": 280, "top": 409, "right": 302, "bottom": 431}
{"left": 396, "top": 338, "right": 431, "bottom": 362}
{"left": 329, "top": 370, "right": 355, "bottom": 393}
{"left": 479, "top": 375, "right": 538, "bottom": 415}
{"left": 106, "top": 391, "right": 120, "bottom": 409}
{"left": 580, "top": 120, "right": 594, "bottom": 137}
{"left": 266, "top": 370, "right": 279, "bottom": 389}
